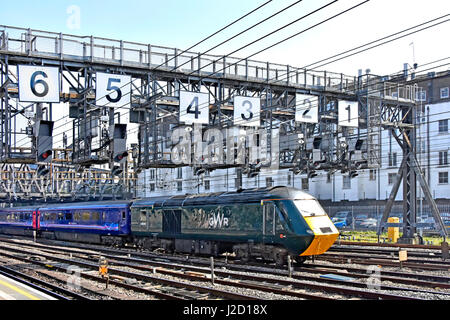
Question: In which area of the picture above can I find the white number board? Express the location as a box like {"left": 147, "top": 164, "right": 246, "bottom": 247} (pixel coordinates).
{"left": 233, "top": 96, "right": 260, "bottom": 127}
{"left": 179, "top": 91, "right": 209, "bottom": 124}
{"left": 338, "top": 100, "right": 359, "bottom": 127}
{"left": 96, "top": 72, "right": 131, "bottom": 107}
{"left": 18, "top": 65, "right": 60, "bottom": 103}
{"left": 295, "top": 93, "right": 318, "bottom": 123}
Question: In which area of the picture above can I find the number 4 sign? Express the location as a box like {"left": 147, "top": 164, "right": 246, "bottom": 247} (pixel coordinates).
{"left": 18, "top": 65, "right": 60, "bottom": 103}
{"left": 179, "top": 91, "right": 209, "bottom": 124}
{"left": 338, "top": 100, "right": 359, "bottom": 127}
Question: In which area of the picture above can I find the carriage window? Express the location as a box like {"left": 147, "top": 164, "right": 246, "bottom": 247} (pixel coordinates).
{"left": 58, "top": 213, "right": 64, "bottom": 221}
{"left": 82, "top": 212, "right": 91, "bottom": 221}
{"left": 74, "top": 212, "right": 81, "bottom": 221}
{"left": 91, "top": 212, "right": 100, "bottom": 221}
{"left": 122, "top": 211, "right": 126, "bottom": 220}
{"left": 65, "top": 212, "right": 72, "bottom": 221}
{"left": 140, "top": 210, "right": 147, "bottom": 223}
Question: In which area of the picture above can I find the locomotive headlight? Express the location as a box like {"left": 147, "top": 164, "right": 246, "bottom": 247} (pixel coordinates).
{"left": 306, "top": 229, "right": 314, "bottom": 235}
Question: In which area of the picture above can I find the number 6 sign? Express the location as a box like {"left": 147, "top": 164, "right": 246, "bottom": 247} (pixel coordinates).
{"left": 96, "top": 72, "right": 131, "bottom": 107}
{"left": 18, "top": 65, "right": 60, "bottom": 103}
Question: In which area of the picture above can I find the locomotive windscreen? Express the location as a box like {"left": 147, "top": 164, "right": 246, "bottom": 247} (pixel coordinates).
{"left": 293, "top": 199, "right": 327, "bottom": 217}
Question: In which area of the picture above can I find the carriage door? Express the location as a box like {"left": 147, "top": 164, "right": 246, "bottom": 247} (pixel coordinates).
{"left": 263, "top": 202, "right": 275, "bottom": 241}
{"left": 32, "top": 210, "right": 41, "bottom": 230}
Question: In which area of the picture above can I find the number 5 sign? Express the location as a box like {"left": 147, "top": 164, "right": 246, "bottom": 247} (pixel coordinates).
{"left": 96, "top": 72, "right": 131, "bottom": 107}
{"left": 18, "top": 65, "right": 60, "bottom": 103}
{"left": 179, "top": 91, "right": 209, "bottom": 124}
{"left": 233, "top": 96, "right": 260, "bottom": 127}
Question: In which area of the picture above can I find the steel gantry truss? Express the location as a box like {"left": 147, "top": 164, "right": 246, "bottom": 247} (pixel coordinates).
{"left": 0, "top": 25, "right": 446, "bottom": 240}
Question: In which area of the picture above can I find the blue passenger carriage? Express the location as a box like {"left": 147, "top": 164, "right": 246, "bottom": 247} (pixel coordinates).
{"left": 0, "top": 206, "right": 36, "bottom": 236}
{"left": 37, "top": 201, "right": 132, "bottom": 244}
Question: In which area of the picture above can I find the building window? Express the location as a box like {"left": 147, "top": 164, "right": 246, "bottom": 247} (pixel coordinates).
{"left": 439, "top": 151, "right": 448, "bottom": 166}
{"left": 415, "top": 90, "right": 426, "bottom": 102}
{"left": 150, "top": 183, "right": 155, "bottom": 192}
{"left": 266, "top": 177, "right": 274, "bottom": 188}
{"left": 369, "top": 169, "right": 376, "bottom": 181}
{"left": 177, "top": 181, "right": 182, "bottom": 191}
{"left": 388, "top": 173, "right": 397, "bottom": 185}
{"left": 388, "top": 152, "right": 397, "bottom": 167}
{"left": 287, "top": 174, "right": 291, "bottom": 186}
{"left": 177, "top": 167, "right": 182, "bottom": 179}
{"left": 150, "top": 169, "right": 155, "bottom": 180}
{"left": 438, "top": 172, "right": 448, "bottom": 184}
{"left": 439, "top": 119, "right": 448, "bottom": 133}
{"left": 301, "top": 178, "right": 309, "bottom": 190}
{"left": 342, "top": 176, "right": 351, "bottom": 189}
{"left": 204, "top": 180, "right": 210, "bottom": 191}
{"left": 440, "top": 87, "right": 449, "bottom": 99}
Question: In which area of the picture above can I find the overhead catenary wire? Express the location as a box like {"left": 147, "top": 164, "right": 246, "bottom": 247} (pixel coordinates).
{"left": 5, "top": 0, "right": 448, "bottom": 192}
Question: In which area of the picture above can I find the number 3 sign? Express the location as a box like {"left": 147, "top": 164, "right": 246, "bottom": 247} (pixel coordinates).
{"left": 233, "top": 96, "right": 260, "bottom": 127}
{"left": 96, "top": 72, "right": 131, "bottom": 107}
{"left": 18, "top": 65, "right": 60, "bottom": 103}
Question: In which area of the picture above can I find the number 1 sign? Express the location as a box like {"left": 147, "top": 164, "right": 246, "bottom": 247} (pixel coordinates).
{"left": 18, "top": 65, "right": 60, "bottom": 103}
{"left": 338, "top": 100, "right": 359, "bottom": 127}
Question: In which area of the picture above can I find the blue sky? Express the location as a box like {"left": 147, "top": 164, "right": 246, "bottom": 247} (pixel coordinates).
{"left": 1, "top": 0, "right": 449, "bottom": 75}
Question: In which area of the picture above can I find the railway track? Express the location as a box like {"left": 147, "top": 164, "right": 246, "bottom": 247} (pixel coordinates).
{"left": 324, "top": 242, "right": 449, "bottom": 272}
{"left": 1, "top": 236, "right": 448, "bottom": 300}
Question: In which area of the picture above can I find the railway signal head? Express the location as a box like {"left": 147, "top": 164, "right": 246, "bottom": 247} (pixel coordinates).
{"left": 110, "top": 124, "right": 128, "bottom": 164}
{"left": 35, "top": 120, "right": 54, "bottom": 163}
{"left": 36, "top": 164, "right": 50, "bottom": 176}
{"left": 38, "top": 149, "right": 53, "bottom": 162}
{"left": 111, "top": 165, "right": 123, "bottom": 176}
{"left": 114, "top": 151, "right": 128, "bottom": 163}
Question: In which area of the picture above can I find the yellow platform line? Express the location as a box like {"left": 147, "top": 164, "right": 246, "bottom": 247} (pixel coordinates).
{"left": 0, "top": 278, "right": 40, "bottom": 300}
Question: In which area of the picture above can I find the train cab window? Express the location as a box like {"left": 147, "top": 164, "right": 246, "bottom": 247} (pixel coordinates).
{"left": 293, "top": 199, "right": 326, "bottom": 217}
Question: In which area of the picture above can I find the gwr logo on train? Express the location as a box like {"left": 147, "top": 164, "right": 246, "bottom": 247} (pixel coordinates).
{"left": 208, "top": 212, "right": 229, "bottom": 229}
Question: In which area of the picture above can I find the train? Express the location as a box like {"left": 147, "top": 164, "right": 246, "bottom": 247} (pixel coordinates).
{"left": 0, "top": 187, "right": 339, "bottom": 265}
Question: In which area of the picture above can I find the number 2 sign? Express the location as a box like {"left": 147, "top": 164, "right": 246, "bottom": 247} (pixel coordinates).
{"left": 96, "top": 72, "right": 131, "bottom": 107}
{"left": 18, "top": 65, "right": 60, "bottom": 103}
{"left": 295, "top": 93, "right": 318, "bottom": 123}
